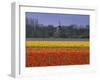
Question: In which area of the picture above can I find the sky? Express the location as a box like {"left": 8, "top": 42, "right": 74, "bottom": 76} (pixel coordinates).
{"left": 26, "top": 12, "right": 89, "bottom": 27}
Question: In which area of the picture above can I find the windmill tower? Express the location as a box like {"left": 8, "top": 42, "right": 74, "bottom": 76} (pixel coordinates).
{"left": 53, "top": 20, "right": 62, "bottom": 37}
{"left": 58, "top": 20, "right": 61, "bottom": 30}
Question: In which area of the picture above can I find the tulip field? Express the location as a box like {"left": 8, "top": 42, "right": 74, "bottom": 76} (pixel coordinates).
{"left": 26, "top": 41, "right": 89, "bottom": 67}
{"left": 25, "top": 12, "right": 90, "bottom": 67}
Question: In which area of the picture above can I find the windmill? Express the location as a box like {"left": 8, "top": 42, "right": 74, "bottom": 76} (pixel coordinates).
{"left": 53, "top": 20, "right": 62, "bottom": 37}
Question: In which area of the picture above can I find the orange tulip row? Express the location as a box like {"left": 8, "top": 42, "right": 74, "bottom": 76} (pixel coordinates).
{"left": 26, "top": 48, "right": 89, "bottom": 67}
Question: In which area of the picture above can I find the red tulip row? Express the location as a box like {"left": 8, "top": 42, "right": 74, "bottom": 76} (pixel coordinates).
{"left": 26, "top": 48, "right": 89, "bottom": 67}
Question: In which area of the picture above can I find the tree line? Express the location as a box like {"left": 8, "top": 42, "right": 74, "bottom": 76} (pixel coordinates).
{"left": 26, "top": 18, "right": 89, "bottom": 39}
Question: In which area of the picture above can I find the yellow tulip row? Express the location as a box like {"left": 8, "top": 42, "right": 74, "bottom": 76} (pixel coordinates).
{"left": 26, "top": 41, "right": 89, "bottom": 47}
